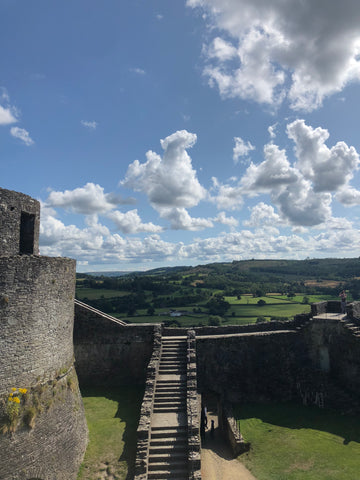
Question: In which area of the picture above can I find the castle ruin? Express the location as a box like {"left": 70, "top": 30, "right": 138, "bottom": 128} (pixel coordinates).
{"left": 2, "top": 187, "right": 360, "bottom": 479}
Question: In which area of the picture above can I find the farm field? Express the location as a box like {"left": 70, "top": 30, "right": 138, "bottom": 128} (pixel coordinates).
{"left": 235, "top": 403, "right": 360, "bottom": 480}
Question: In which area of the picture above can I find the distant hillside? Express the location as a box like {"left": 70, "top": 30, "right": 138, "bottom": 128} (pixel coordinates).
{"left": 77, "top": 257, "right": 360, "bottom": 283}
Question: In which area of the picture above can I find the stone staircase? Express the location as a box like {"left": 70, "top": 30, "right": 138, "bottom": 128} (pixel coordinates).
{"left": 148, "top": 336, "right": 189, "bottom": 479}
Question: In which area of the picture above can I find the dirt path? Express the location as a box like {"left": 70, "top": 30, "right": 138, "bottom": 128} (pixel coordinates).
{"left": 201, "top": 413, "right": 257, "bottom": 480}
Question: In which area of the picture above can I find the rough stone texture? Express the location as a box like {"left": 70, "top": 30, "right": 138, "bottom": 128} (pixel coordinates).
{"left": 0, "top": 373, "right": 87, "bottom": 480}
{"left": 0, "top": 255, "right": 76, "bottom": 394}
{"left": 74, "top": 304, "right": 155, "bottom": 385}
{"left": 196, "top": 331, "right": 306, "bottom": 403}
{"left": 134, "top": 325, "right": 161, "bottom": 479}
{"left": 0, "top": 187, "right": 87, "bottom": 480}
{"left": 302, "top": 317, "right": 360, "bottom": 395}
{"left": 347, "top": 301, "right": 360, "bottom": 322}
{"left": 0, "top": 188, "right": 40, "bottom": 256}
{"left": 218, "top": 402, "right": 250, "bottom": 456}
{"left": 187, "top": 330, "right": 201, "bottom": 479}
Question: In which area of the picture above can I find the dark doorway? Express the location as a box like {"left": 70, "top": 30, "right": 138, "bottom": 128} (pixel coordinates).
{"left": 19, "top": 211, "right": 35, "bottom": 254}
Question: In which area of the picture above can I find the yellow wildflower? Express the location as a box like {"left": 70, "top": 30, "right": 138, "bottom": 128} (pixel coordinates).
{"left": 11, "top": 387, "right": 17, "bottom": 392}
{"left": 9, "top": 393, "right": 13, "bottom": 397}
{"left": 13, "top": 397, "right": 20, "bottom": 404}
{"left": 19, "top": 388, "right": 27, "bottom": 394}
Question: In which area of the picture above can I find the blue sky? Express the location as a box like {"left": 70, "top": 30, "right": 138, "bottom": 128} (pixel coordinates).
{"left": 2, "top": 0, "right": 360, "bottom": 271}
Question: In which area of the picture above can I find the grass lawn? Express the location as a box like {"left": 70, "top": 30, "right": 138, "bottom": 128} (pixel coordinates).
{"left": 77, "top": 385, "right": 143, "bottom": 480}
{"left": 234, "top": 403, "right": 360, "bottom": 480}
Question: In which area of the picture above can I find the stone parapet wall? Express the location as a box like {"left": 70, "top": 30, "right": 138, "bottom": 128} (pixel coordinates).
{"left": 0, "top": 188, "right": 40, "bottom": 256}
{"left": 187, "top": 330, "right": 201, "bottom": 480}
{"left": 74, "top": 307, "right": 155, "bottom": 385}
{"left": 0, "top": 255, "right": 76, "bottom": 395}
{"left": 218, "top": 403, "right": 250, "bottom": 457}
{"left": 196, "top": 331, "right": 305, "bottom": 403}
{"left": 134, "top": 325, "right": 162, "bottom": 480}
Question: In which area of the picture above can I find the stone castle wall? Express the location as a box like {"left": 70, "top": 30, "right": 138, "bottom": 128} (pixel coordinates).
{"left": 0, "top": 187, "right": 87, "bottom": 480}
{"left": 196, "top": 330, "right": 307, "bottom": 403}
{"left": 74, "top": 303, "right": 155, "bottom": 385}
{"left": 0, "top": 188, "right": 40, "bottom": 256}
{"left": 0, "top": 255, "right": 76, "bottom": 394}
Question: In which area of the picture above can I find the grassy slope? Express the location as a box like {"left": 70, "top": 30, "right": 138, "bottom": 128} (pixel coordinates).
{"left": 77, "top": 386, "right": 143, "bottom": 480}
{"left": 235, "top": 403, "right": 360, "bottom": 480}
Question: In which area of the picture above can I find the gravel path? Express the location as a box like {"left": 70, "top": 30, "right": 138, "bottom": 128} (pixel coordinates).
{"left": 201, "top": 413, "right": 257, "bottom": 480}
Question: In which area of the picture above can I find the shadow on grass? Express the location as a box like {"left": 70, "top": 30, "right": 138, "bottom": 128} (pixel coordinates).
{"left": 234, "top": 402, "right": 360, "bottom": 446}
{"left": 80, "top": 384, "right": 144, "bottom": 480}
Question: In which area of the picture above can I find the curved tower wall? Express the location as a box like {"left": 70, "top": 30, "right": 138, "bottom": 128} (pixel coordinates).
{"left": 0, "top": 188, "right": 88, "bottom": 480}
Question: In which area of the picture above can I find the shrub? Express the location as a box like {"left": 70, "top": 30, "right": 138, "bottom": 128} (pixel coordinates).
{"left": 208, "top": 315, "right": 222, "bottom": 326}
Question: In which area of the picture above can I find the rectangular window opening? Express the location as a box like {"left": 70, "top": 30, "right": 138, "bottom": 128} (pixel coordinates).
{"left": 20, "top": 211, "right": 35, "bottom": 254}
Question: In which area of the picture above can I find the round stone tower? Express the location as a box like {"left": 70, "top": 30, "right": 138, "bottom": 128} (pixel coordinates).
{"left": 0, "top": 188, "right": 88, "bottom": 480}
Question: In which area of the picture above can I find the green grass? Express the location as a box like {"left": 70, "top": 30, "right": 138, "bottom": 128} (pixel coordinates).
{"left": 234, "top": 403, "right": 360, "bottom": 480}
{"left": 76, "top": 288, "right": 129, "bottom": 300}
{"left": 77, "top": 386, "right": 143, "bottom": 480}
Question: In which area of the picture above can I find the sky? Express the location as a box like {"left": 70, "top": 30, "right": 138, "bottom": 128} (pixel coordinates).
{"left": 2, "top": 0, "right": 360, "bottom": 272}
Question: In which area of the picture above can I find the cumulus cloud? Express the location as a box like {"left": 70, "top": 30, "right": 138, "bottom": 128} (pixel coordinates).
{"left": 107, "top": 209, "right": 163, "bottom": 234}
{"left": 211, "top": 176, "right": 244, "bottom": 210}
{"left": 159, "top": 207, "right": 213, "bottom": 231}
{"left": 10, "top": 127, "right": 34, "bottom": 146}
{"left": 81, "top": 120, "right": 98, "bottom": 130}
{"left": 244, "top": 202, "right": 282, "bottom": 228}
{"left": 241, "top": 143, "right": 298, "bottom": 194}
{"left": 0, "top": 88, "right": 17, "bottom": 125}
{"left": 233, "top": 137, "right": 255, "bottom": 163}
{"left": 336, "top": 187, "right": 360, "bottom": 206}
{"left": 188, "top": 0, "right": 360, "bottom": 110}
{"left": 212, "top": 119, "right": 359, "bottom": 227}
{"left": 46, "top": 183, "right": 134, "bottom": 214}
{"left": 121, "top": 130, "right": 209, "bottom": 229}
{"left": 287, "top": 119, "right": 359, "bottom": 192}
{"left": 213, "top": 211, "right": 239, "bottom": 228}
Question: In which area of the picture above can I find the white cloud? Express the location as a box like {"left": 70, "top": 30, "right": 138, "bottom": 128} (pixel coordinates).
{"left": 268, "top": 123, "right": 278, "bottom": 139}
{"left": 207, "top": 37, "right": 237, "bottom": 61}
{"left": 211, "top": 176, "right": 244, "bottom": 210}
{"left": 10, "top": 127, "right": 34, "bottom": 146}
{"left": 188, "top": 0, "right": 360, "bottom": 111}
{"left": 213, "top": 211, "right": 239, "bottom": 227}
{"left": 0, "top": 88, "right": 18, "bottom": 125}
{"left": 244, "top": 202, "right": 282, "bottom": 227}
{"left": 46, "top": 183, "right": 133, "bottom": 214}
{"left": 81, "top": 120, "right": 98, "bottom": 130}
{"left": 335, "top": 187, "right": 360, "bottom": 206}
{"left": 130, "top": 67, "right": 146, "bottom": 75}
{"left": 0, "top": 105, "right": 17, "bottom": 125}
{"left": 107, "top": 209, "right": 163, "bottom": 234}
{"left": 159, "top": 207, "right": 213, "bottom": 231}
{"left": 233, "top": 136, "right": 255, "bottom": 163}
{"left": 121, "top": 130, "right": 208, "bottom": 229}
{"left": 241, "top": 143, "right": 298, "bottom": 194}
{"left": 287, "top": 119, "right": 359, "bottom": 192}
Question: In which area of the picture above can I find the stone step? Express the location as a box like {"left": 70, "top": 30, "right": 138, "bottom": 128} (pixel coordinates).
{"left": 147, "top": 470, "right": 188, "bottom": 479}
{"left": 149, "top": 452, "right": 187, "bottom": 463}
{"left": 153, "top": 406, "right": 186, "bottom": 413}
{"left": 149, "top": 437, "right": 187, "bottom": 455}
{"left": 148, "top": 460, "right": 187, "bottom": 471}
{"left": 153, "top": 399, "right": 185, "bottom": 406}
{"left": 150, "top": 430, "right": 187, "bottom": 439}
{"left": 155, "top": 392, "right": 185, "bottom": 399}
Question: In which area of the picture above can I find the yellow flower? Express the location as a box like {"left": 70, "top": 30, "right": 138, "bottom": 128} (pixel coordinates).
{"left": 13, "top": 397, "right": 20, "bottom": 404}
{"left": 11, "top": 387, "right": 17, "bottom": 392}
{"left": 9, "top": 393, "right": 13, "bottom": 397}
{"left": 19, "top": 388, "right": 27, "bottom": 394}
